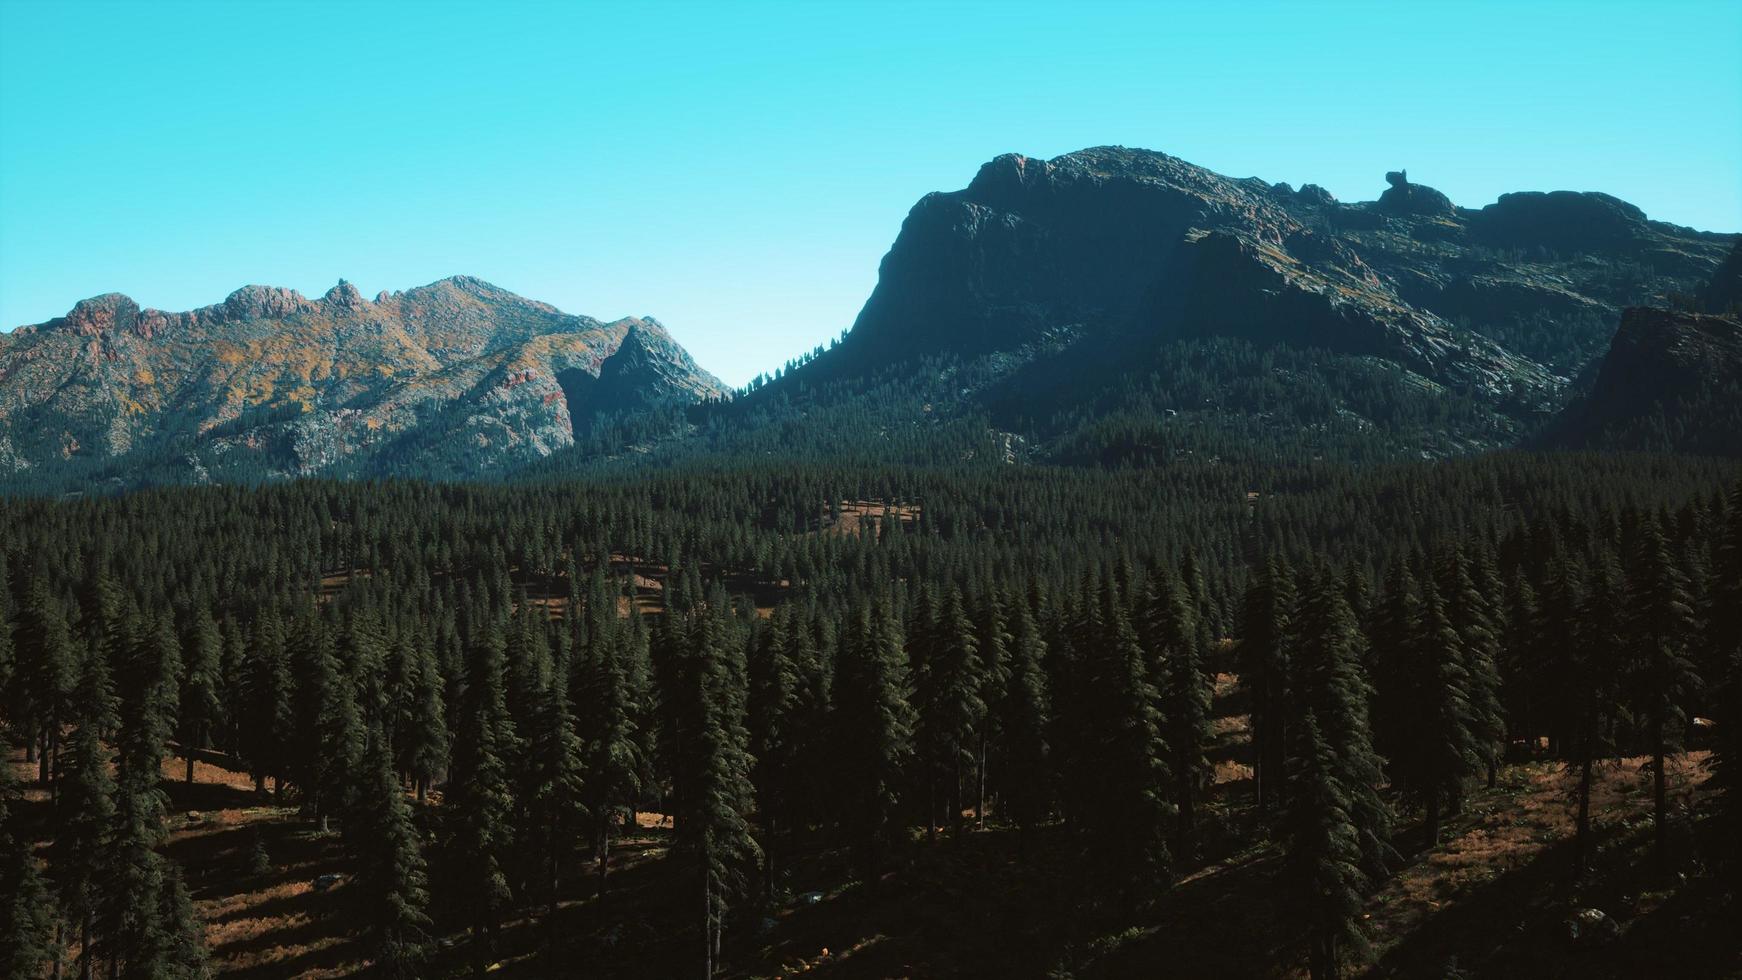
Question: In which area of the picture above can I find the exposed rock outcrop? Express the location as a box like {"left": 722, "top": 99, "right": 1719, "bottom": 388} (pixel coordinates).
{"left": 0, "top": 277, "right": 727, "bottom": 486}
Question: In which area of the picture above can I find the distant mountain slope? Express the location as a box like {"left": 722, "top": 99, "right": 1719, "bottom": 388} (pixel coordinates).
{"left": 1542, "top": 307, "right": 1742, "bottom": 457}
{"left": 750, "top": 147, "right": 1732, "bottom": 462}
{"left": 0, "top": 276, "right": 725, "bottom": 489}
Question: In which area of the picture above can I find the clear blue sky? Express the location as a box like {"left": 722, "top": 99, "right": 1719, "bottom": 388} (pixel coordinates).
{"left": 2, "top": 0, "right": 1738, "bottom": 386}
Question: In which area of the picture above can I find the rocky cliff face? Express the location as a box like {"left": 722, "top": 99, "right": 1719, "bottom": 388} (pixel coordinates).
{"left": 0, "top": 276, "right": 726, "bottom": 487}
{"left": 795, "top": 146, "right": 1732, "bottom": 456}
{"left": 1544, "top": 306, "right": 1742, "bottom": 456}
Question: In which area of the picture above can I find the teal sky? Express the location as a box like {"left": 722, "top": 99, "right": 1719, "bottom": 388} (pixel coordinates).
{"left": 2, "top": 1, "right": 1738, "bottom": 386}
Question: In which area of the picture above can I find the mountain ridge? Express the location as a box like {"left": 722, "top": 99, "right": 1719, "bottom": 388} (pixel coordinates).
{"left": 0, "top": 275, "right": 726, "bottom": 488}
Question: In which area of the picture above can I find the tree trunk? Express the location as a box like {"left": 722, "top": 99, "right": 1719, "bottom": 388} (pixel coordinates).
{"left": 186, "top": 752, "right": 196, "bottom": 784}
{"left": 596, "top": 810, "right": 612, "bottom": 897}
{"left": 80, "top": 909, "right": 92, "bottom": 980}
{"left": 926, "top": 770, "right": 937, "bottom": 846}
{"left": 976, "top": 734, "right": 988, "bottom": 830}
{"left": 1574, "top": 729, "right": 1595, "bottom": 874}
{"left": 702, "top": 868, "right": 713, "bottom": 979}
{"left": 1652, "top": 713, "right": 1668, "bottom": 872}
{"left": 1426, "top": 792, "right": 1441, "bottom": 847}
{"left": 951, "top": 752, "right": 964, "bottom": 845}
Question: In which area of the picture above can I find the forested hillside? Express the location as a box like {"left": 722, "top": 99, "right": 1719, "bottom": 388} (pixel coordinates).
{"left": 3, "top": 452, "right": 1740, "bottom": 977}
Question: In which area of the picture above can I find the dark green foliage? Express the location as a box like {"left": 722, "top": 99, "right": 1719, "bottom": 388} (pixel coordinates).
{"left": 0, "top": 763, "right": 55, "bottom": 980}
{"left": 1286, "top": 711, "right": 1370, "bottom": 980}
{"left": 1145, "top": 569, "right": 1213, "bottom": 856}
{"left": 1079, "top": 586, "right": 1175, "bottom": 903}
{"left": 832, "top": 599, "right": 914, "bottom": 881}
{"left": 351, "top": 729, "right": 432, "bottom": 976}
{"left": 1240, "top": 555, "right": 1297, "bottom": 814}
{"left": 443, "top": 623, "right": 518, "bottom": 970}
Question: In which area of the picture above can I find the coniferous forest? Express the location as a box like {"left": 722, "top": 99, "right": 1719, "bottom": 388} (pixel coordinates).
{"left": 3, "top": 451, "right": 1741, "bottom": 978}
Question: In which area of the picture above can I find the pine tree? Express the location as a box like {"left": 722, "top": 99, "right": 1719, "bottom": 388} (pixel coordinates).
{"left": 177, "top": 608, "right": 224, "bottom": 785}
{"left": 1080, "top": 584, "right": 1174, "bottom": 904}
{"left": 403, "top": 642, "right": 448, "bottom": 804}
{"left": 971, "top": 590, "right": 1011, "bottom": 831}
{"left": 1146, "top": 569, "right": 1212, "bottom": 858}
{"left": 1435, "top": 547, "right": 1505, "bottom": 787}
{"left": 672, "top": 601, "right": 760, "bottom": 978}
{"left": 1624, "top": 517, "right": 1701, "bottom": 870}
{"left": 831, "top": 598, "right": 913, "bottom": 884}
{"left": 0, "top": 762, "right": 55, "bottom": 980}
{"left": 580, "top": 614, "right": 642, "bottom": 897}
{"left": 1568, "top": 556, "right": 1624, "bottom": 873}
{"left": 1706, "top": 482, "right": 1742, "bottom": 878}
{"left": 998, "top": 596, "right": 1050, "bottom": 859}
{"left": 1285, "top": 710, "right": 1369, "bottom": 980}
{"left": 444, "top": 622, "right": 517, "bottom": 976}
{"left": 1380, "top": 571, "right": 1480, "bottom": 845}
{"left": 51, "top": 652, "right": 118, "bottom": 980}
{"left": 747, "top": 607, "right": 799, "bottom": 900}
{"left": 12, "top": 575, "right": 75, "bottom": 787}
{"left": 527, "top": 644, "right": 588, "bottom": 934}
{"left": 239, "top": 611, "right": 293, "bottom": 796}
{"left": 913, "top": 587, "right": 983, "bottom": 845}
{"left": 351, "top": 728, "right": 431, "bottom": 976}
{"left": 1292, "top": 573, "right": 1392, "bottom": 879}
{"left": 1239, "top": 555, "right": 1296, "bottom": 814}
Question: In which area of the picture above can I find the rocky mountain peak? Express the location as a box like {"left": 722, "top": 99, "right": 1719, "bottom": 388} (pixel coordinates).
{"left": 322, "top": 279, "right": 366, "bottom": 308}
{"left": 1378, "top": 169, "right": 1456, "bottom": 216}
{"left": 221, "top": 285, "right": 314, "bottom": 322}
{"left": 62, "top": 293, "right": 140, "bottom": 336}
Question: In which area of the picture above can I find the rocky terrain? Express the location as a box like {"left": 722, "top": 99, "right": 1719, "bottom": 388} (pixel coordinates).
{"left": 0, "top": 276, "right": 725, "bottom": 488}
{"left": 1544, "top": 305, "right": 1742, "bottom": 457}
{"left": 778, "top": 146, "right": 1734, "bottom": 459}
{"left": 4, "top": 148, "right": 1737, "bottom": 492}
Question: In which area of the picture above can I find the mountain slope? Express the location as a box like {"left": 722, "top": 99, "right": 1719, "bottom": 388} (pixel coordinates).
{"left": 747, "top": 146, "right": 1732, "bottom": 463}
{"left": 1542, "top": 307, "right": 1742, "bottom": 457}
{"left": 0, "top": 276, "right": 726, "bottom": 489}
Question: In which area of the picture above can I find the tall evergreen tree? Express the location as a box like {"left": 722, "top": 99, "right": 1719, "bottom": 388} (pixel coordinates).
{"left": 1079, "top": 583, "right": 1174, "bottom": 904}
{"left": 177, "top": 608, "right": 224, "bottom": 785}
{"left": 351, "top": 727, "right": 431, "bottom": 976}
{"left": 998, "top": 596, "right": 1050, "bottom": 859}
{"left": 1285, "top": 710, "right": 1370, "bottom": 980}
{"left": 831, "top": 598, "right": 913, "bottom": 884}
{"left": 913, "top": 587, "right": 984, "bottom": 845}
{"left": 1146, "top": 569, "right": 1212, "bottom": 857}
{"left": 672, "top": 601, "right": 760, "bottom": 978}
{"left": 443, "top": 622, "right": 518, "bottom": 976}
{"left": 1239, "top": 555, "right": 1296, "bottom": 814}
{"left": 51, "top": 652, "right": 118, "bottom": 980}
{"left": 0, "top": 762, "right": 55, "bottom": 980}
{"left": 1624, "top": 517, "right": 1701, "bottom": 870}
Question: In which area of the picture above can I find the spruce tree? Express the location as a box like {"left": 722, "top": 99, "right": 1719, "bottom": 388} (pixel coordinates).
{"left": 444, "top": 622, "right": 517, "bottom": 976}
{"left": 1624, "top": 517, "right": 1700, "bottom": 870}
{"left": 913, "top": 586, "right": 983, "bottom": 845}
{"left": 998, "top": 595, "right": 1050, "bottom": 859}
{"left": 51, "top": 652, "right": 117, "bottom": 980}
{"left": 527, "top": 644, "right": 588, "bottom": 932}
{"left": 1292, "top": 573, "right": 1392, "bottom": 879}
{"left": 177, "top": 608, "right": 224, "bottom": 785}
{"left": 351, "top": 727, "right": 431, "bottom": 976}
{"left": 831, "top": 598, "right": 913, "bottom": 884}
{"left": 747, "top": 607, "right": 799, "bottom": 900}
{"left": 1285, "top": 710, "right": 1369, "bottom": 980}
{"left": 0, "top": 762, "right": 55, "bottom": 980}
{"left": 1080, "top": 583, "right": 1174, "bottom": 904}
{"left": 1239, "top": 555, "right": 1296, "bottom": 814}
{"left": 673, "top": 601, "right": 760, "bottom": 978}
{"left": 1146, "top": 569, "right": 1212, "bottom": 857}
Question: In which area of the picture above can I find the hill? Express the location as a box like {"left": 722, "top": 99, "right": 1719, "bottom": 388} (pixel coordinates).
{"left": 0, "top": 276, "right": 725, "bottom": 491}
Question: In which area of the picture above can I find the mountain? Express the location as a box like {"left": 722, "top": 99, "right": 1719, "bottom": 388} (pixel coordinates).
{"left": 748, "top": 147, "right": 1733, "bottom": 463}
{"left": 0, "top": 276, "right": 725, "bottom": 490}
